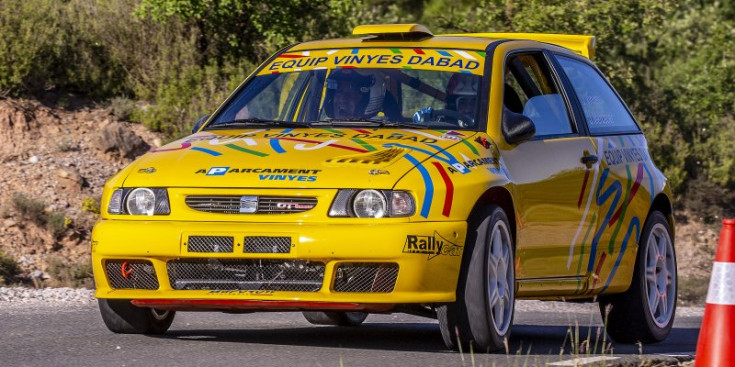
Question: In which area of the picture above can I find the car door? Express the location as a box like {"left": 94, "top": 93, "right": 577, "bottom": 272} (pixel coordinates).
{"left": 497, "top": 50, "right": 601, "bottom": 295}
{"left": 553, "top": 54, "right": 652, "bottom": 295}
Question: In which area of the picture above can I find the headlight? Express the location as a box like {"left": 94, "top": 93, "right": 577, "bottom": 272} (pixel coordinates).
{"left": 329, "top": 189, "right": 415, "bottom": 218}
{"left": 353, "top": 190, "right": 387, "bottom": 218}
{"left": 126, "top": 188, "right": 156, "bottom": 215}
{"left": 107, "top": 188, "right": 170, "bottom": 215}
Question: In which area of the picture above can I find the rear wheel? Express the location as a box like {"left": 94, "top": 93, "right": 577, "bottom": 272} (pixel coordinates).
{"left": 600, "top": 211, "right": 677, "bottom": 343}
{"left": 99, "top": 299, "right": 175, "bottom": 334}
{"left": 302, "top": 311, "right": 368, "bottom": 326}
{"left": 438, "top": 205, "right": 515, "bottom": 352}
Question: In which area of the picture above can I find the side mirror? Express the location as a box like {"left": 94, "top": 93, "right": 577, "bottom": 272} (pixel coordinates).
{"left": 502, "top": 109, "right": 536, "bottom": 145}
{"left": 192, "top": 114, "right": 211, "bottom": 134}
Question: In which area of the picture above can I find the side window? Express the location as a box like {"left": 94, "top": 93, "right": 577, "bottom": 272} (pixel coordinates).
{"left": 504, "top": 53, "right": 574, "bottom": 137}
{"left": 555, "top": 55, "right": 640, "bottom": 135}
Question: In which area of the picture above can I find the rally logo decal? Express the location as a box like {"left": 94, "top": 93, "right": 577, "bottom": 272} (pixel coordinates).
{"left": 403, "top": 231, "right": 463, "bottom": 260}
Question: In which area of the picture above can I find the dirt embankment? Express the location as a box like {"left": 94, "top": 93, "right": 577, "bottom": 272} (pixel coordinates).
{"left": 0, "top": 97, "right": 721, "bottom": 302}
{"left": 0, "top": 97, "right": 162, "bottom": 285}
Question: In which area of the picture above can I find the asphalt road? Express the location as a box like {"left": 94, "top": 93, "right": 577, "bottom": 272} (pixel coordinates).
{"left": 0, "top": 301, "right": 702, "bottom": 367}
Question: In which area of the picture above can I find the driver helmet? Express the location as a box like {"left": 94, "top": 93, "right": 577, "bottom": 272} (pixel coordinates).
{"left": 446, "top": 73, "right": 480, "bottom": 116}
{"left": 324, "top": 69, "right": 385, "bottom": 119}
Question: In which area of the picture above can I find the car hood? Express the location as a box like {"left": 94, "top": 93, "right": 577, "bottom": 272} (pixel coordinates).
{"left": 123, "top": 128, "right": 474, "bottom": 189}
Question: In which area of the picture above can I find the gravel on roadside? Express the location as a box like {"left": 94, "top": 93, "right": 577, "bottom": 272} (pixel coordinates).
{"left": 0, "top": 287, "right": 95, "bottom": 306}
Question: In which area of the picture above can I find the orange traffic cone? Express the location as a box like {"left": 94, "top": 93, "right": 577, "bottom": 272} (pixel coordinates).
{"left": 695, "top": 219, "right": 735, "bottom": 367}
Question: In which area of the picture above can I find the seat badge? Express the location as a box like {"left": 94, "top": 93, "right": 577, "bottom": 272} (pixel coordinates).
{"left": 239, "top": 196, "right": 258, "bottom": 213}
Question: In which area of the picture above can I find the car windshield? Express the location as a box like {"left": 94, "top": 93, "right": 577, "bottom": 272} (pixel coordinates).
{"left": 207, "top": 48, "right": 486, "bottom": 130}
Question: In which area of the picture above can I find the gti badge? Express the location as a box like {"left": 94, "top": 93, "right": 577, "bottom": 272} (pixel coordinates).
{"left": 276, "top": 202, "right": 315, "bottom": 210}
{"left": 239, "top": 195, "right": 258, "bottom": 213}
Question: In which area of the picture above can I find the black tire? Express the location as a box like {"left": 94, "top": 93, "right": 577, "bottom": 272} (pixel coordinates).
{"left": 302, "top": 311, "right": 368, "bottom": 326}
{"left": 599, "top": 211, "right": 677, "bottom": 343}
{"left": 99, "top": 299, "right": 175, "bottom": 334}
{"left": 438, "top": 205, "right": 515, "bottom": 352}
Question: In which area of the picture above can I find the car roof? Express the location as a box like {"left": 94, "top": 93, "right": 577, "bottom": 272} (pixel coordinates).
{"left": 290, "top": 24, "right": 596, "bottom": 59}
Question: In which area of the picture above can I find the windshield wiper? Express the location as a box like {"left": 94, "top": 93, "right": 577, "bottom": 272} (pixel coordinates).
{"left": 206, "top": 118, "right": 306, "bottom": 130}
{"left": 312, "top": 118, "right": 424, "bottom": 129}
{"left": 373, "top": 120, "right": 429, "bottom": 129}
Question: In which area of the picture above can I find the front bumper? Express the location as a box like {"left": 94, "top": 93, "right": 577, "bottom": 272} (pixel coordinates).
{"left": 92, "top": 219, "right": 467, "bottom": 310}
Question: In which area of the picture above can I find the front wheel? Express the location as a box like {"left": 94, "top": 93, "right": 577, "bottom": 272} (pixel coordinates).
{"left": 600, "top": 211, "right": 677, "bottom": 343}
{"left": 438, "top": 205, "right": 515, "bottom": 352}
{"left": 302, "top": 311, "right": 368, "bottom": 326}
{"left": 99, "top": 299, "right": 175, "bottom": 334}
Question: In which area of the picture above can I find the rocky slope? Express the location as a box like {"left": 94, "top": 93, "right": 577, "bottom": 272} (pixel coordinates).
{"left": 0, "top": 97, "right": 162, "bottom": 285}
{"left": 0, "top": 97, "right": 720, "bottom": 304}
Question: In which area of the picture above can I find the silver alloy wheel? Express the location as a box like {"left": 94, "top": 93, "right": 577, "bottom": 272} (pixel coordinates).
{"left": 150, "top": 308, "right": 170, "bottom": 321}
{"left": 644, "top": 223, "right": 676, "bottom": 328}
{"left": 487, "top": 220, "right": 514, "bottom": 335}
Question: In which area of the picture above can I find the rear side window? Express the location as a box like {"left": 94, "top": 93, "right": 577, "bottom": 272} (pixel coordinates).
{"left": 555, "top": 55, "right": 639, "bottom": 135}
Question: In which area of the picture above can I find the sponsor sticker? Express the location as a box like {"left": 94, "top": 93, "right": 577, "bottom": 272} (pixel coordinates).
{"left": 403, "top": 231, "right": 463, "bottom": 260}
{"left": 206, "top": 167, "right": 230, "bottom": 176}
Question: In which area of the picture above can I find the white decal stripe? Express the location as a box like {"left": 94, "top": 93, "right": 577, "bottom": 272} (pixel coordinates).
{"left": 547, "top": 356, "right": 620, "bottom": 366}
{"left": 208, "top": 129, "right": 266, "bottom": 146}
{"left": 327, "top": 50, "right": 338, "bottom": 55}
{"left": 707, "top": 262, "right": 735, "bottom": 305}
{"left": 402, "top": 129, "right": 445, "bottom": 140}
{"left": 567, "top": 138, "right": 603, "bottom": 270}
{"left": 460, "top": 153, "right": 474, "bottom": 168}
{"left": 302, "top": 51, "right": 310, "bottom": 56}
{"left": 454, "top": 50, "right": 476, "bottom": 60}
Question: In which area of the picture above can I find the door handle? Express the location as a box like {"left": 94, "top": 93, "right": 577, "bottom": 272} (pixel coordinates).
{"left": 581, "top": 152, "right": 598, "bottom": 169}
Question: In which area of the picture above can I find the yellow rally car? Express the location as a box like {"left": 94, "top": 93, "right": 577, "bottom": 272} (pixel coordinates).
{"left": 92, "top": 24, "right": 677, "bottom": 351}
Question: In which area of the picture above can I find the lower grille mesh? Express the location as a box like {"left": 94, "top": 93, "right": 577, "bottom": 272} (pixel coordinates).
{"left": 167, "top": 259, "right": 324, "bottom": 292}
{"left": 187, "top": 236, "right": 234, "bottom": 253}
{"left": 106, "top": 260, "right": 159, "bottom": 290}
{"left": 245, "top": 236, "right": 291, "bottom": 253}
{"left": 333, "top": 263, "right": 399, "bottom": 293}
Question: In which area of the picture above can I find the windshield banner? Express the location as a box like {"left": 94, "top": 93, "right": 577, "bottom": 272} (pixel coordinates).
{"left": 259, "top": 48, "right": 486, "bottom": 76}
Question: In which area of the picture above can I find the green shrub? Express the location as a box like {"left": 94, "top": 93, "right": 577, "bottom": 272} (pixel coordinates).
{"left": 109, "top": 97, "right": 137, "bottom": 121}
{"left": 46, "top": 212, "right": 69, "bottom": 239}
{"left": 680, "top": 178, "right": 735, "bottom": 224}
{"left": 45, "top": 256, "right": 93, "bottom": 288}
{"left": 12, "top": 192, "right": 47, "bottom": 226}
{"left": 0, "top": 251, "right": 20, "bottom": 284}
{"left": 12, "top": 192, "right": 69, "bottom": 238}
{"left": 134, "top": 60, "right": 253, "bottom": 137}
{"left": 0, "top": 0, "right": 129, "bottom": 97}
{"left": 679, "top": 274, "right": 710, "bottom": 306}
